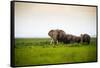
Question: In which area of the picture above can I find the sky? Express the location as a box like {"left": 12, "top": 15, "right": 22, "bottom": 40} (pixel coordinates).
{"left": 15, "top": 2, "right": 97, "bottom": 38}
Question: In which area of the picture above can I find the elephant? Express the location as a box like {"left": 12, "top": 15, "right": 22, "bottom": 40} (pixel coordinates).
{"left": 48, "top": 29, "right": 58, "bottom": 44}
{"left": 59, "top": 34, "right": 73, "bottom": 43}
{"left": 62, "top": 34, "right": 81, "bottom": 43}
{"left": 80, "top": 34, "right": 91, "bottom": 44}
{"left": 72, "top": 36, "right": 81, "bottom": 43}
{"left": 48, "top": 29, "right": 66, "bottom": 44}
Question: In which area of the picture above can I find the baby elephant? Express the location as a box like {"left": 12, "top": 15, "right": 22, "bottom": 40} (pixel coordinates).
{"left": 81, "top": 34, "right": 91, "bottom": 44}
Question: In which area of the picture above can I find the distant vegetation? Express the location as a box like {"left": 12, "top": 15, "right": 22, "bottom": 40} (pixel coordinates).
{"left": 14, "top": 37, "right": 97, "bottom": 66}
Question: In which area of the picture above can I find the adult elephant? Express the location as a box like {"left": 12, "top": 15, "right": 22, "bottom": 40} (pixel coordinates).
{"left": 48, "top": 29, "right": 66, "bottom": 44}
{"left": 59, "top": 34, "right": 73, "bottom": 43}
{"left": 81, "top": 34, "right": 91, "bottom": 44}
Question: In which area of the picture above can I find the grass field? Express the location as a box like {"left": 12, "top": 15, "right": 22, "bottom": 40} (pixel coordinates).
{"left": 14, "top": 38, "right": 97, "bottom": 66}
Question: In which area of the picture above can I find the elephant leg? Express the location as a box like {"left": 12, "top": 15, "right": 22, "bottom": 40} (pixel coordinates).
{"left": 57, "top": 40, "right": 58, "bottom": 44}
{"left": 54, "top": 40, "right": 57, "bottom": 44}
{"left": 50, "top": 39, "right": 53, "bottom": 44}
{"left": 50, "top": 39, "right": 56, "bottom": 47}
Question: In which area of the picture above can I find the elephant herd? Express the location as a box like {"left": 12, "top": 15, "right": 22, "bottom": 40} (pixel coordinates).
{"left": 48, "top": 29, "right": 90, "bottom": 44}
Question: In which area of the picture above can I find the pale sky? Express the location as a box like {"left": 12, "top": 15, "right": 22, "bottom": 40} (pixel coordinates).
{"left": 15, "top": 2, "right": 96, "bottom": 38}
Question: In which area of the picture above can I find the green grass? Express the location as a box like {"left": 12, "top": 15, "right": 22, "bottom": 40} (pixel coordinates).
{"left": 14, "top": 38, "right": 97, "bottom": 66}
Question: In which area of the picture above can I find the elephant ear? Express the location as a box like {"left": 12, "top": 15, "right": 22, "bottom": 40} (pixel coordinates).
{"left": 48, "top": 30, "right": 54, "bottom": 36}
